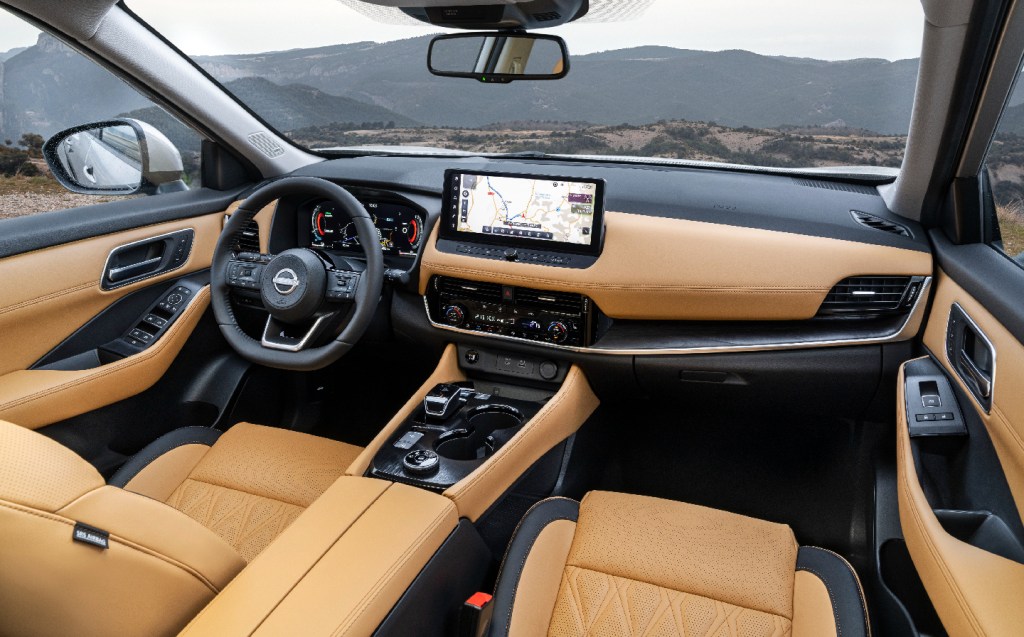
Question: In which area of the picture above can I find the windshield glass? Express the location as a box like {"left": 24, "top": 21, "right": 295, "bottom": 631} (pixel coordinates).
{"left": 129, "top": 0, "right": 923, "bottom": 169}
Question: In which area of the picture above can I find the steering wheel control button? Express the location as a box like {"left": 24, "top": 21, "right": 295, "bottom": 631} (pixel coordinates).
{"left": 326, "top": 271, "right": 359, "bottom": 301}
{"left": 403, "top": 449, "right": 439, "bottom": 475}
{"left": 394, "top": 431, "right": 425, "bottom": 450}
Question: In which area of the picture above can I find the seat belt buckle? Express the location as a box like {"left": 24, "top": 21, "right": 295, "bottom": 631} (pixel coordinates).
{"left": 458, "top": 592, "right": 493, "bottom": 637}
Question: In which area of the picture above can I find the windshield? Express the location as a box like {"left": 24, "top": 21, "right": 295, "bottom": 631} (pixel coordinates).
{"left": 129, "top": 0, "right": 923, "bottom": 169}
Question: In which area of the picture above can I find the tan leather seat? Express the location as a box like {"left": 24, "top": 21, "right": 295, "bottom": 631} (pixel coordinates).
{"left": 0, "top": 420, "right": 362, "bottom": 637}
{"left": 488, "top": 491, "right": 870, "bottom": 637}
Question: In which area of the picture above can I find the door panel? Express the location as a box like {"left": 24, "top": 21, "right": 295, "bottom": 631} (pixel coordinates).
{"left": 0, "top": 211, "right": 224, "bottom": 376}
{"left": 897, "top": 269, "right": 1024, "bottom": 636}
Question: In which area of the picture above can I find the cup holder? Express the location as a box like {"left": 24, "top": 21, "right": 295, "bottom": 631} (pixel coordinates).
{"left": 435, "top": 404, "right": 525, "bottom": 461}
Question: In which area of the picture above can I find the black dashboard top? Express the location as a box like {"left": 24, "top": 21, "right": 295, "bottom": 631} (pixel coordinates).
{"left": 292, "top": 155, "right": 928, "bottom": 253}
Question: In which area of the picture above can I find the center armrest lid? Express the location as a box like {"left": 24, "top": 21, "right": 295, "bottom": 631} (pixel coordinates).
{"left": 180, "top": 476, "right": 458, "bottom": 636}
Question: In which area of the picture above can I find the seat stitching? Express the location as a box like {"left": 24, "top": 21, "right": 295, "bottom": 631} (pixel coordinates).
{"left": 795, "top": 564, "right": 842, "bottom": 637}
{"left": 502, "top": 514, "right": 578, "bottom": 636}
{"left": 565, "top": 565, "right": 792, "bottom": 624}
{"left": 806, "top": 546, "right": 872, "bottom": 637}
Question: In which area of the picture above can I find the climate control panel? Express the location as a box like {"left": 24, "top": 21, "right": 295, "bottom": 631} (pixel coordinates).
{"left": 427, "top": 276, "right": 595, "bottom": 347}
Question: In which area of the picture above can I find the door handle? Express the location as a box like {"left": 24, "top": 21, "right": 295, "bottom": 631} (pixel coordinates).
{"left": 958, "top": 350, "right": 992, "bottom": 399}
{"left": 107, "top": 256, "right": 163, "bottom": 283}
{"left": 101, "top": 229, "right": 195, "bottom": 290}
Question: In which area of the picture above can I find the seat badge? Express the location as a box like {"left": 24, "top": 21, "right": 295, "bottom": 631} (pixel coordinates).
{"left": 72, "top": 522, "right": 109, "bottom": 549}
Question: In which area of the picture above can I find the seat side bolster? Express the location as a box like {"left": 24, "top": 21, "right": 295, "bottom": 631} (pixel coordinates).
{"left": 0, "top": 419, "right": 103, "bottom": 511}
{"left": 109, "top": 426, "right": 221, "bottom": 491}
{"left": 793, "top": 570, "right": 838, "bottom": 637}
{"left": 59, "top": 485, "right": 246, "bottom": 591}
{"left": 795, "top": 546, "right": 870, "bottom": 637}
{"left": 490, "top": 497, "right": 580, "bottom": 637}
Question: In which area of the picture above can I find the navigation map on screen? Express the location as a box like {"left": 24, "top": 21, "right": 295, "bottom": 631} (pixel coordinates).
{"left": 454, "top": 173, "right": 598, "bottom": 246}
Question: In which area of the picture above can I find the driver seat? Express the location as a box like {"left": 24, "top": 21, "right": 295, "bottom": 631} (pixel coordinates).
{"left": 0, "top": 420, "right": 363, "bottom": 637}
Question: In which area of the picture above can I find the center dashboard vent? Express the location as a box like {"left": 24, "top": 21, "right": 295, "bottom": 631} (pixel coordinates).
{"left": 436, "top": 277, "right": 503, "bottom": 303}
{"left": 818, "top": 276, "right": 920, "bottom": 316}
{"left": 233, "top": 219, "right": 261, "bottom": 253}
{"left": 851, "top": 210, "right": 913, "bottom": 237}
{"left": 515, "top": 287, "right": 585, "bottom": 315}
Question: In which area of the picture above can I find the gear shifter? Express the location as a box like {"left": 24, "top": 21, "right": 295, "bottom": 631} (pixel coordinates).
{"left": 423, "top": 382, "right": 473, "bottom": 421}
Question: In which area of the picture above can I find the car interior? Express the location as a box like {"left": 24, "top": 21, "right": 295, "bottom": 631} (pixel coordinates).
{"left": 1, "top": 0, "right": 1024, "bottom": 635}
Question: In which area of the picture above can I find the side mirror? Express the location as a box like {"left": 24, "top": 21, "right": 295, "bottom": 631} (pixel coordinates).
{"left": 43, "top": 118, "right": 188, "bottom": 196}
{"left": 428, "top": 32, "right": 569, "bottom": 83}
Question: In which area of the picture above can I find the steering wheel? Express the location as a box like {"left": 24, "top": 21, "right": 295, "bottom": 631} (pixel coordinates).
{"left": 212, "top": 177, "right": 384, "bottom": 371}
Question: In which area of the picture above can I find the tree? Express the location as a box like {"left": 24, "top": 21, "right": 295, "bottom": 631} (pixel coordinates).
{"left": 19, "top": 133, "right": 44, "bottom": 158}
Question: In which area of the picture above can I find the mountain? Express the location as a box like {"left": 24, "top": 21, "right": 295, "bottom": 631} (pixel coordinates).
{"left": 223, "top": 76, "right": 417, "bottom": 130}
{"left": 1, "top": 32, "right": 921, "bottom": 144}
{"left": 195, "top": 37, "right": 920, "bottom": 134}
{"left": 0, "top": 47, "right": 27, "bottom": 62}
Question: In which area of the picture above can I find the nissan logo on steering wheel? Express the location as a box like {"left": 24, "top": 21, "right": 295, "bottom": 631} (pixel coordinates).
{"left": 272, "top": 268, "right": 300, "bottom": 295}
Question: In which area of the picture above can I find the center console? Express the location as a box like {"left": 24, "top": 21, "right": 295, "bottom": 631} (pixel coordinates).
{"left": 370, "top": 381, "right": 548, "bottom": 491}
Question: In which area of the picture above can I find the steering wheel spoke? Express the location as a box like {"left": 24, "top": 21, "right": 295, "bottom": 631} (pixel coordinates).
{"left": 260, "top": 312, "right": 336, "bottom": 352}
{"left": 325, "top": 268, "right": 361, "bottom": 303}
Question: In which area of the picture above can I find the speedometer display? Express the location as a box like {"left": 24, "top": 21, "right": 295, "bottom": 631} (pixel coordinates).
{"left": 311, "top": 200, "right": 423, "bottom": 257}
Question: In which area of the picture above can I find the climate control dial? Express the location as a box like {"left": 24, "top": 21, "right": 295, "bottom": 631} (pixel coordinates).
{"left": 547, "top": 321, "right": 569, "bottom": 343}
{"left": 443, "top": 304, "right": 467, "bottom": 327}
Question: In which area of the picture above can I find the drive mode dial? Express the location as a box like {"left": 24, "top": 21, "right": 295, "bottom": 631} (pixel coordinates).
{"left": 443, "top": 304, "right": 466, "bottom": 326}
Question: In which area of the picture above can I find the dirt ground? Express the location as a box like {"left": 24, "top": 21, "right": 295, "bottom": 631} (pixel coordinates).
{"left": 0, "top": 176, "right": 131, "bottom": 219}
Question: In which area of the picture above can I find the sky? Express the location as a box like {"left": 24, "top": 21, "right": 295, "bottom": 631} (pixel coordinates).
{"left": 0, "top": 0, "right": 925, "bottom": 61}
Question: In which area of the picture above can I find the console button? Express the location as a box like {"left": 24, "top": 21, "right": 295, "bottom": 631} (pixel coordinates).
{"left": 403, "top": 449, "right": 439, "bottom": 475}
{"left": 539, "top": 360, "right": 558, "bottom": 381}
{"left": 464, "top": 350, "right": 480, "bottom": 365}
{"left": 394, "top": 431, "right": 424, "bottom": 450}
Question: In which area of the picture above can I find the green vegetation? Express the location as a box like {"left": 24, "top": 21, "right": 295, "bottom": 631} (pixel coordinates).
{"left": 289, "top": 118, "right": 907, "bottom": 169}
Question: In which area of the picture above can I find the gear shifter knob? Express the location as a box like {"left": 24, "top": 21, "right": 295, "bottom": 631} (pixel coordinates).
{"left": 423, "top": 382, "right": 472, "bottom": 420}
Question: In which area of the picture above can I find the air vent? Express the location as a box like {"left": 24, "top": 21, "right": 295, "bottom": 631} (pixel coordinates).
{"left": 233, "top": 219, "right": 261, "bottom": 253}
{"left": 532, "top": 11, "right": 562, "bottom": 21}
{"left": 436, "top": 277, "right": 503, "bottom": 303}
{"left": 850, "top": 210, "right": 912, "bottom": 237}
{"left": 792, "top": 178, "right": 878, "bottom": 195}
{"left": 818, "top": 276, "right": 916, "bottom": 316}
{"left": 515, "top": 287, "right": 585, "bottom": 314}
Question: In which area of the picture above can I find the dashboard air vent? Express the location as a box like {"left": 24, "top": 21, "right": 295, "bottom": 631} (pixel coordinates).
{"left": 233, "top": 219, "right": 261, "bottom": 253}
{"left": 436, "top": 277, "right": 503, "bottom": 303}
{"left": 515, "top": 287, "right": 585, "bottom": 314}
{"left": 792, "top": 178, "right": 877, "bottom": 195}
{"left": 818, "top": 276, "right": 916, "bottom": 316}
{"left": 850, "top": 210, "right": 912, "bottom": 237}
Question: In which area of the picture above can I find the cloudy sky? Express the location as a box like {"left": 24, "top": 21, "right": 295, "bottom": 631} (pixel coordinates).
{"left": 1, "top": 0, "right": 924, "bottom": 61}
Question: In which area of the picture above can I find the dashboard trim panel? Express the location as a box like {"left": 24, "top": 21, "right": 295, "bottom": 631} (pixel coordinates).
{"left": 422, "top": 277, "right": 932, "bottom": 356}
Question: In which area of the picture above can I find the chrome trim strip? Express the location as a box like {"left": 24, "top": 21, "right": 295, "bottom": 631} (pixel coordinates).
{"left": 422, "top": 277, "right": 932, "bottom": 356}
{"left": 945, "top": 302, "right": 997, "bottom": 413}
{"left": 100, "top": 228, "right": 195, "bottom": 291}
{"left": 260, "top": 313, "right": 333, "bottom": 352}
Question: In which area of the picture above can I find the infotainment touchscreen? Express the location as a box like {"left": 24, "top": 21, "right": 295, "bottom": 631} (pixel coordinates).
{"left": 441, "top": 170, "right": 605, "bottom": 255}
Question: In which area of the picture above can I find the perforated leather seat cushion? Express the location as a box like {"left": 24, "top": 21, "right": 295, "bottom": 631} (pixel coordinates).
{"left": 117, "top": 423, "right": 363, "bottom": 561}
{"left": 489, "top": 492, "right": 870, "bottom": 637}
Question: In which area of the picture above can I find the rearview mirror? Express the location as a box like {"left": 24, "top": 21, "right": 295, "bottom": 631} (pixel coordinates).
{"left": 43, "top": 118, "right": 188, "bottom": 196}
{"left": 428, "top": 32, "right": 569, "bottom": 83}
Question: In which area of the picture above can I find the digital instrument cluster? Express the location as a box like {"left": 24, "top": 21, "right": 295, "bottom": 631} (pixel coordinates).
{"left": 311, "top": 199, "right": 424, "bottom": 257}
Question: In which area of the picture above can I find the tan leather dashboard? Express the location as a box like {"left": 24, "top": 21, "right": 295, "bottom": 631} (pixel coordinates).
{"left": 420, "top": 211, "right": 933, "bottom": 321}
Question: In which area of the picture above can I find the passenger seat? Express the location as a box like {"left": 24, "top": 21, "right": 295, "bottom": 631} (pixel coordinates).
{"left": 488, "top": 492, "right": 869, "bottom": 637}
